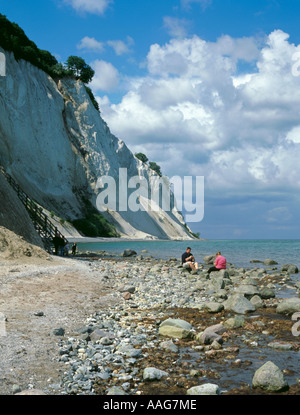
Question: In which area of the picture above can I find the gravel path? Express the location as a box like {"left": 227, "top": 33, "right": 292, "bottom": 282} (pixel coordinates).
{"left": 0, "top": 255, "right": 118, "bottom": 395}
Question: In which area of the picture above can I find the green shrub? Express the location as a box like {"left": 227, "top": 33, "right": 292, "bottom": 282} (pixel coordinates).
{"left": 85, "top": 86, "right": 100, "bottom": 112}
{"left": 0, "top": 14, "right": 96, "bottom": 86}
{"left": 72, "top": 199, "right": 119, "bottom": 238}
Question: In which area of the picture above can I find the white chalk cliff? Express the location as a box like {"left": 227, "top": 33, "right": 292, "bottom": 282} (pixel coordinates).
{"left": 0, "top": 48, "right": 194, "bottom": 240}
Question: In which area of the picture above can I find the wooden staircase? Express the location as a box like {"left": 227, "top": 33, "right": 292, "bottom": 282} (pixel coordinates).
{"left": 0, "top": 166, "right": 68, "bottom": 252}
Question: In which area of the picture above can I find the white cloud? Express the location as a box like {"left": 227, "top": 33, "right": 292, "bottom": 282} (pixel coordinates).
{"left": 90, "top": 60, "right": 119, "bottom": 92}
{"left": 163, "top": 16, "right": 191, "bottom": 38}
{"left": 266, "top": 207, "right": 292, "bottom": 223}
{"left": 96, "top": 30, "right": 300, "bottom": 204}
{"left": 210, "top": 34, "right": 260, "bottom": 63}
{"left": 77, "top": 35, "right": 134, "bottom": 56}
{"left": 107, "top": 37, "right": 134, "bottom": 55}
{"left": 286, "top": 125, "right": 300, "bottom": 143}
{"left": 77, "top": 36, "right": 105, "bottom": 52}
{"left": 64, "top": 0, "right": 113, "bottom": 15}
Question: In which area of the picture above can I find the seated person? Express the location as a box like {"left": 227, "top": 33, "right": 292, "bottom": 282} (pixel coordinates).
{"left": 182, "top": 247, "right": 199, "bottom": 271}
{"left": 208, "top": 251, "right": 226, "bottom": 274}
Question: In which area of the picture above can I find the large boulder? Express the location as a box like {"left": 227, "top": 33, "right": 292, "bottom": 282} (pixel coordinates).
{"left": 281, "top": 264, "right": 298, "bottom": 274}
{"left": 159, "top": 318, "right": 193, "bottom": 339}
{"left": 252, "top": 361, "right": 288, "bottom": 392}
{"left": 159, "top": 326, "right": 192, "bottom": 339}
{"left": 234, "top": 284, "right": 259, "bottom": 299}
{"left": 223, "top": 294, "right": 256, "bottom": 314}
{"left": 276, "top": 297, "right": 300, "bottom": 315}
{"left": 160, "top": 318, "right": 192, "bottom": 331}
{"left": 143, "top": 367, "right": 168, "bottom": 381}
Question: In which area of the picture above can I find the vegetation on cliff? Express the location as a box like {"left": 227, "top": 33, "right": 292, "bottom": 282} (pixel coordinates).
{"left": 0, "top": 13, "right": 99, "bottom": 111}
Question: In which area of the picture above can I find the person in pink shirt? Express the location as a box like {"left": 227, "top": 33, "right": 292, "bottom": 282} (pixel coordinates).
{"left": 208, "top": 252, "right": 226, "bottom": 274}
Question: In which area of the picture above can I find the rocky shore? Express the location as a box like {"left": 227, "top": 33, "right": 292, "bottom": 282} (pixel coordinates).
{"left": 43, "top": 252, "right": 300, "bottom": 395}
{"left": 1, "top": 248, "right": 299, "bottom": 396}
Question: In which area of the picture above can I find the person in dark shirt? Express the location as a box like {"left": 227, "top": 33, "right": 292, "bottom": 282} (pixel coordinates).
{"left": 181, "top": 247, "right": 199, "bottom": 271}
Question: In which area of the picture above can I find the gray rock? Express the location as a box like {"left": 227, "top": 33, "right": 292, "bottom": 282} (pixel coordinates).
{"left": 12, "top": 384, "right": 22, "bottom": 394}
{"left": 100, "top": 337, "right": 114, "bottom": 345}
{"left": 204, "top": 302, "right": 224, "bottom": 313}
{"left": 203, "top": 255, "right": 216, "bottom": 264}
{"left": 106, "top": 386, "right": 128, "bottom": 395}
{"left": 259, "top": 288, "right": 276, "bottom": 299}
{"left": 196, "top": 325, "right": 225, "bottom": 345}
{"left": 204, "top": 323, "right": 226, "bottom": 335}
{"left": 159, "top": 325, "right": 192, "bottom": 339}
{"left": 210, "top": 270, "right": 230, "bottom": 280}
{"left": 276, "top": 297, "right": 300, "bottom": 315}
{"left": 120, "top": 346, "right": 142, "bottom": 358}
{"left": 224, "top": 294, "right": 256, "bottom": 314}
{"left": 234, "top": 284, "right": 259, "bottom": 299}
{"left": 252, "top": 361, "right": 288, "bottom": 392}
{"left": 143, "top": 367, "right": 168, "bottom": 381}
{"left": 89, "top": 329, "right": 115, "bottom": 342}
{"left": 123, "top": 249, "right": 137, "bottom": 257}
{"left": 77, "top": 325, "right": 93, "bottom": 334}
{"left": 267, "top": 341, "right": 294, "bottom": 351}
{"left": 210, "top": 278, "right": 225, "bottom": 291}
{"left": 263, "top": 259, "right": 278, "bottom": 265}
{"left": 250, "top": 295, "right": 265, "bottom": 309}
{"left": 120, "top": 285, "right": 136, "bottom": 294}
{"left": 281, "top": 264, "right": 299, "bottom": 274}
{"left": 160, "top": 318, "right": 192, "bottom": 331}
{"left": 53, "top": 328, "right": 65, "bottom": 336}
{"left": 197, "top": 331, "right": 223, "bottom": 345}
{"left": 224, "top": 316, "right": 245, "bottom": 329}
{"left": 187, "top": 383, "right": 220, "bottom": 395}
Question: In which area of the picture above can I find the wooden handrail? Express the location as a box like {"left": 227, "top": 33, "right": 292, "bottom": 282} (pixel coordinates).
{"left": 0, "top": 166, "right": 68, "bottom": 249}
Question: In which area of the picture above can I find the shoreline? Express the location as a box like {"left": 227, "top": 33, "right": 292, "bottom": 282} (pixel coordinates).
{"left": 66, "top": 237, "right": 205, "bottom": 243}
{"left": 0, "top": 251, "right": 299, "bottom": 395}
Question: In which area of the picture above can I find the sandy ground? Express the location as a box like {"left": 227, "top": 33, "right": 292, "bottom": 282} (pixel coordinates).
{"left": 0, "top": 254, "right": 118, "bottom": 395}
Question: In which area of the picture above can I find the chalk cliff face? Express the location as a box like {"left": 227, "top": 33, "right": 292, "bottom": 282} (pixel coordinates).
{"left": 0, "top": 48, "right": 193, "bottom": 240}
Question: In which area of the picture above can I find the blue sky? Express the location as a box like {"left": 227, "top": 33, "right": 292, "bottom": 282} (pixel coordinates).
{"left": 1, "top": 0, "right": 300, "bottom": 239}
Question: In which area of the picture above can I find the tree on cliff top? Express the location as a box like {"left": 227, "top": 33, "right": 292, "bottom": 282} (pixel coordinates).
{"left": 66, "top": 56, "right": 95, "bottom": 84}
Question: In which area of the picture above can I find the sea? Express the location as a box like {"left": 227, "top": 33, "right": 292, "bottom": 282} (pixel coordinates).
{"left": 75, "top": 239, "right": 300, "bottom": 271}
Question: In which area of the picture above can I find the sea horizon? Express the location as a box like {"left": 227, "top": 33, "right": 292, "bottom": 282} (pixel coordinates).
{"left": 69, "top": 238, "right": 300, "bottom": 272}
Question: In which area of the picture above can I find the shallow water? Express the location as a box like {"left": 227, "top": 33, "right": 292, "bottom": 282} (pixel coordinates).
{"left": 149, "top": 307, "right": 300, "bottom": 394}
{"left": 76, "top": 239, "right": 300, "bottom": 270}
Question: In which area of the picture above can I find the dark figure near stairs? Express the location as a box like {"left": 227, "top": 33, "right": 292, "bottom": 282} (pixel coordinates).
{"left": 53, "top": 233, "right": 65, "bottom": 256}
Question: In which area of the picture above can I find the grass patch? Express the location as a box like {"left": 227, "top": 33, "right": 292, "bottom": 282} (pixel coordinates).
{"left": 72, "top": 199, "right": 119, "bottom": 238}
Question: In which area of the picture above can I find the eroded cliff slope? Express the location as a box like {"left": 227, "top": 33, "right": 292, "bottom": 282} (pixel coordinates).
{"left": 0, "top": 48, "right": 193, "bottom": 240}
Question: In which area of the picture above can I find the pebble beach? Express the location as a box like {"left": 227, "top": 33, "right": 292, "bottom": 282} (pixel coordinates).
{"left": 47, "top": 249, "right": 300, "bottom": 396}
